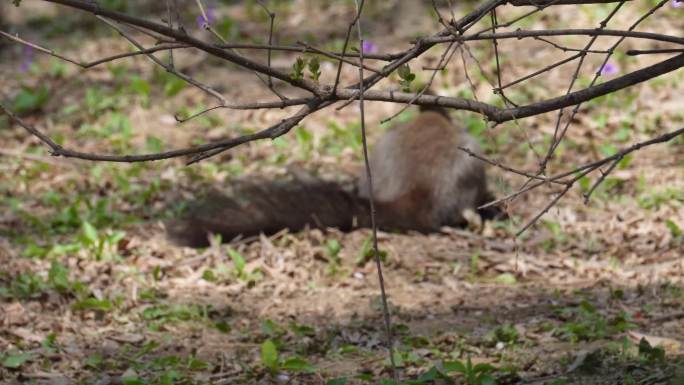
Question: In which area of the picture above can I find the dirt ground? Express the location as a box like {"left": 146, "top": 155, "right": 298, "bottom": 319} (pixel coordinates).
{"left": 1, "top": 1, "right": 684, "bottom": 384}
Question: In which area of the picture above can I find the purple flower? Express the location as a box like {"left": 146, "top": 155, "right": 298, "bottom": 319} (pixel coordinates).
{"left": 196, "top": 5, "right": 216, "bottom": 29}
{"left": 361, "top": 41, "right": 377, "bottom": 54}
{"left": 599, "top": 61, "right": 619, "bottom": 77}
{"left": 19, "top": 46, "right": 34, "bottom": 73}
{"left": 672, "top": 0, "right": 682, "bottom": 8}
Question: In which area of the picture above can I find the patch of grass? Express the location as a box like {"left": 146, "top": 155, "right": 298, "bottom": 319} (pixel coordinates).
{"left": 540, "top": 221, "right": 568, "bottom": 252}
{"left": 12, "top": 84, "right": 50, "bottom": 115}
{"left": 18, "top": 203, "right": 129, "bottom": 261}
{"left": 260, "top": 338, "right": 316, "bottom": 375}
{"left": 200, "top": 248, "right": 263, "bottom": 286}
{"left": 111, "top": 345, "right": 212, "bottom": 385}
{"left": 356, "top": 235, "right": 387, "bottom": 266}
{"left": 486, "top": 323, "right": 520, "bottom": 346}
{"left": 638, "top": 188, "right": 684, "bottom": 209}
{"left": 140, "top": 303, "right": 209, "bottom": 329}
{"left": 320, "top": 120, "right": 363, "bottom": 157}
{"left": 295, "top": 125, "right": 314, "bottom": 160}
{"left": 553, "top": 300, "right": 636, "bottom": 342}
{"left": 0, "top": 260, "right": 86, "bottom": 300}
{"left": 324, "top": 238, "right": 348, "bottom": 276}
{"left": 1, "top": 351, "right": 34, "bottom": 370}
{"left": 83, "top": 85, "right": 125, "bottom": 118}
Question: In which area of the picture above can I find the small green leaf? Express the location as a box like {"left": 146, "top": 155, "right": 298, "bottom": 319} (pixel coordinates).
{"left": 227, "top": 248, "right": 246, "bottom": 274}
{"left": 578, "top": 174, "right": 591, "bottom": 192}
{"left": 128, "top": 76, "right": 151, "bottom": 97}
{"left": 82, "top": 221, "right": 99, "bottom": 245}
{"left": 202, "top": 269, "right": 217, "bottom": 282}
{"left": 598, "top": 143, "right": 618, "bottom": 157}
{"left": 121, "top": 376, "right": 145, "bottom": 385}
{"left": 2, "top": 352, "right": 32, "bottom": 368}
{"left": 295, "top": 126, "right": 313, "bottom": 160}
{"left": 617, "top": 154, "right": 633, "bottom": 169}
{"left": 164, "top": 76, "right": 186, "bottom": 97}
{"left": 308, "top": 56, "right": 321, "bottom": 81}
{"left": 289, "top": 321, "right": 315, "bottom": 337}
{"left": 325, "top": 378, "right": 348, "bottom": 385}
{"left": 473, "top": 363, "right": 496, "bottom": 373}
{"left": 272, "top": 137, "right": 289, "bottom": 148}
{"left": 85, "top": 354, "right": 104, "bottom": 369}
{"left": 326, "top": 239, "right": 341, "bottom": 258}
{"left": 397, "top": 64, "right": 416, "bottom": 92}
{"left": 281, "top": 357, "right": 315, "bottom": 372}
{"left": 356, "top": 236, "right": 387, "bottom": 265}
{"left": 73, "top": 297, "right": 113, "bottom": 311}
{"left": 479, "top": 374, "right": 497, "bottom": 385}
{"left": 418, "top": 366, "right": 442, "bottom": 381}
{"left": 261, "top": 339, "right": 279, "bottom": 373}
{"left": 145, "top": 136, "right": 164, "bottom": 153}
{"left": 579, "top": 300, "right": 597, "bottom": 314}
{"left": 13, "top": 85, "right": 49, "bottom": 114}
{"left": 187, "top": 356, "right": 209, "bottom": 370}
{"left": 390, "top": 350, "right": 405, "bottom": 368}
{"left": 21, "top": 243, "right": 49, "bottom": 259}
{"left": 665, "top": 219, "right": 682, "bottom": 237}
{"left": 291, "top": 57, "right": 307, "bottom": 81}
{"left": 397, "top": 64, "right": 411, "bottom": 80}
{"left": 261, "top": 319, "right": 285, "bottom": 337}
{"left": 442, "top": 360, "right": 466, "bottom": 373}
{"left": 48, "top": 261, "right": 71, "bottom": 293}
{"left": 493, "top": 273, "right": 517, "bottom": 285}
{"left": 214, "top": 321, "right": 231, "bottom": 334}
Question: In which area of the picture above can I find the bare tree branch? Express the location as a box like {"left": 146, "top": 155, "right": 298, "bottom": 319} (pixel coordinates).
{"left": 44, "top": 0, "right": 321, "bottom": 94}
{"left": 507, "top": 0, "right": 633, "bottom": 5}
{"left": 3, "top": 0, "right": 681, "bottom": 238}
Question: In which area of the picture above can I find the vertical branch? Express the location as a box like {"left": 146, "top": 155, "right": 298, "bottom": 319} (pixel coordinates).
{"left": 353, "top": 1, "right": 400, "bottom": 384}
{"left": 165, "top": 0, "right": 174, "bottom": 68}
{"left": 509, "top": 0, "right": 629, "bottom": 213}
{"left": 195, "top": 0, "right": 287, "bottom": 100}
{"left": 540, "top": 0, "right": 628, "bottom": 173}
{"left": 332, "top": 7, "right": 359, "bottom": 94}
{"left": 170, "top": 0, "right": 182, "bottom": 32}
{"left": 255, "top": 0, "right": 286, "bottom": 101}
{"left": 549, "top": 0, "right": 668, "bottom": 160}
{"left": 490, "top": 8, "right": 515, "bottom": 106}
{"left": 96, "top": 16, "right": 227, "bottom": 104}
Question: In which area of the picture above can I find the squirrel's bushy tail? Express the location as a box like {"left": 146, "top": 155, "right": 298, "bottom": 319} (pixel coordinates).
{"left": 166, "top": 179, "right": 364, "bottom": 247}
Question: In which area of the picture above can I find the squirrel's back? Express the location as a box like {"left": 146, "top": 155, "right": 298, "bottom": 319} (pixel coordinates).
{"left": 357, "top": 111, "right": 490, "bottom": 232}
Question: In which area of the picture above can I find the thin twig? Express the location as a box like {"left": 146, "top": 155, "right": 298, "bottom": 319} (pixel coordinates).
{"left": 97, "top": 16, "right": 227, "bottom": 104}
{"left": 296, "top": 41, "right": 382, "bottom": 74}
{"left": 428, "top": 28, "right": 684, "bottom": 46}
{"left": 174, "top": 98, "right": 311, "bottom": 123}
{"left": 354, "top": 1, "right": 400, "bottom": 383}
{"left": 627, "top": 48, "right": 684, "bottom": 56}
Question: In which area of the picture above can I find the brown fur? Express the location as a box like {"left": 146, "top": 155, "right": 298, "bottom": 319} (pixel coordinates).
{"left": 168, "top": 111, "right": 501, "bottom": 247}
{"left": 356, "top": 110, "right": 492, "bottom": 232}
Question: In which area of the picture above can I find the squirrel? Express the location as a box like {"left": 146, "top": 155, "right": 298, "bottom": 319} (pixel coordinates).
{"left": 166, "top": 107, "right": 503, "bottom": 247}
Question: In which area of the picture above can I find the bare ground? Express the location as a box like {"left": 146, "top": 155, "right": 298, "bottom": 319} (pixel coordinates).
{"left": 1, "top": 1, "right": 684, "bottom": 384}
